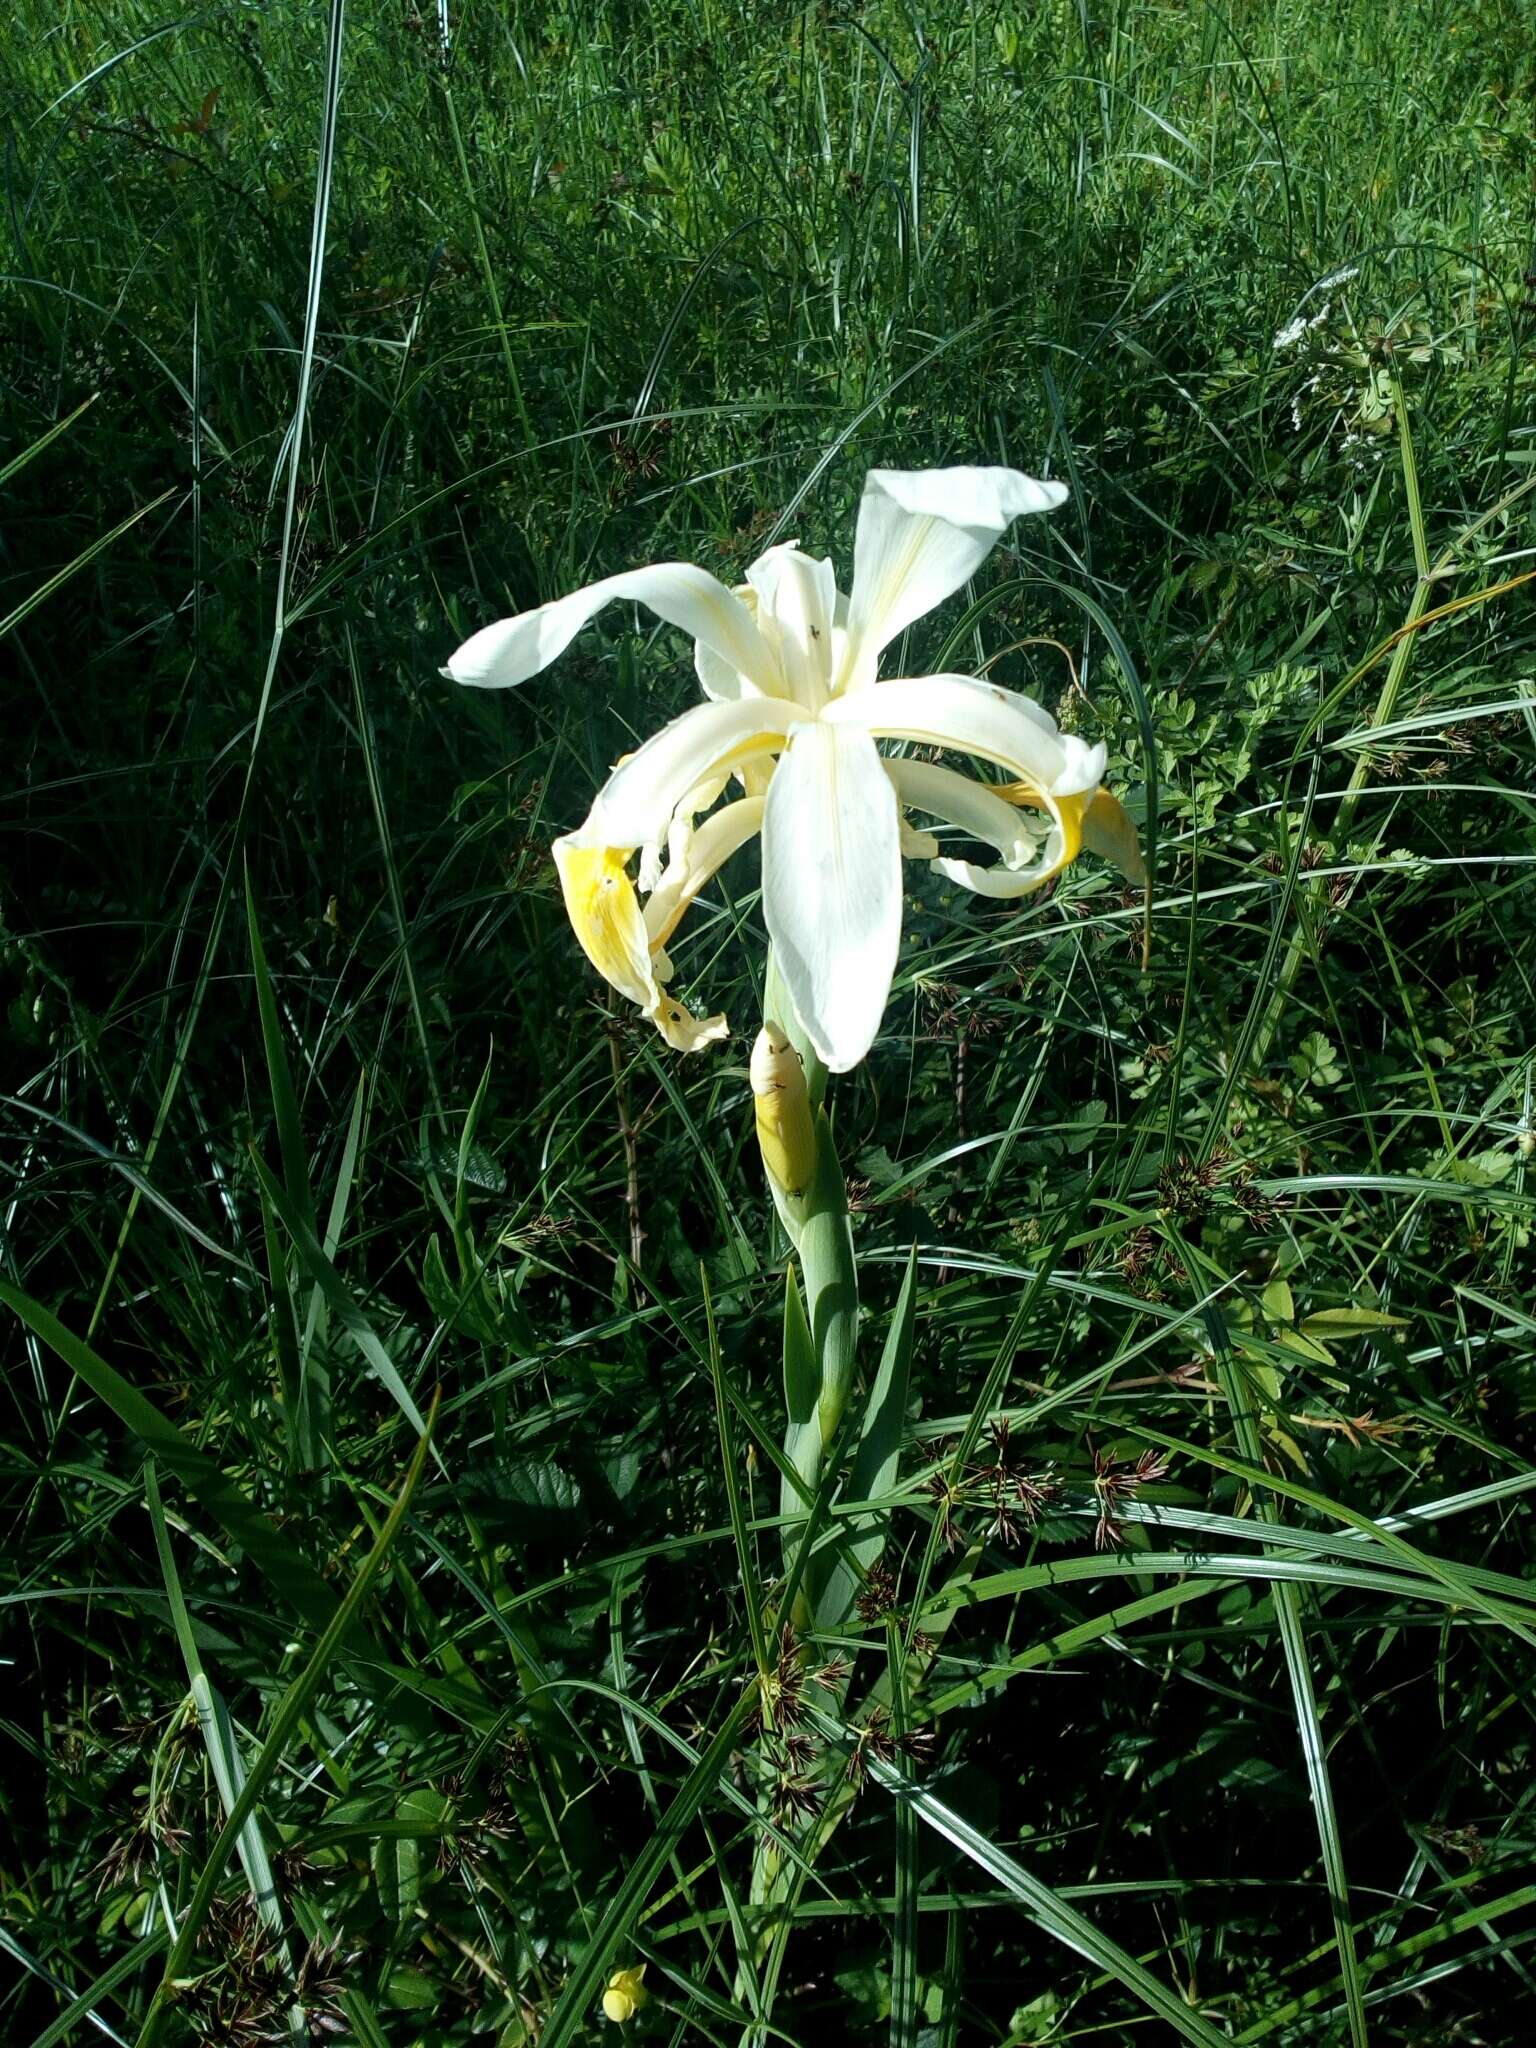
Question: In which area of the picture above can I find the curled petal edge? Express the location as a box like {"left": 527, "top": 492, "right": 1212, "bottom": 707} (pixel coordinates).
{"left": 935, "top": 786, "right": 1144, "bottom": 897}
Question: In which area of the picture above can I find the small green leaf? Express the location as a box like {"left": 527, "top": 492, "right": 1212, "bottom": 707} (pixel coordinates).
{"left": 1261, "top": 1278, "right": 1295, "bottom": 1323}
{"left": 398, "top": 1788, "right": 452, "bottom": 1829}
{"left": 498, "top": 1459, "right": 584, "bottom": 1514}
{"left": 371, "top": 1828, "right": 420, "bottom": 1921}
{"left": 1288, "top": 1031, "right": 1343, "bottom": 1090}
{"left": 1299, "top": 1307, "right": 1409, "bottom": 1336}
{"left": 417, "top": 1139, "right": 506, "bottom": 1194}
{"left": 1275, "top": 1328, "right": 1338, "bottom": 1366}
{"left": 384, "top": 1965, "right": 439, "bottom": 2010}
{"left": 421, "top": 1232, "right": 502, "bottom": 1341}
{"left": 1061, "top": 1099, "right": 1108, "bottom": 1155}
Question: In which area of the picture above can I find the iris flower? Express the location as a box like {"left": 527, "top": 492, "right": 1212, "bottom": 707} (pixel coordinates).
{"left": 446, "top": 465, "right": 1144, "bottom": 1072}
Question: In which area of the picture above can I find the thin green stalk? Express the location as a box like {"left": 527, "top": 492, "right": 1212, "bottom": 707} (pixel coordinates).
{"left": 1187, "top": 1287, "right": 1371, "bottom": 2048}
{"left": 436, "top": 72, "right": 536, "bottom": 455}
{"left": 703, "top": 1270, "right": 773, "bottom": 1684}
{"left": 134, "top": 1399, "right": 438, "bottom": 2048}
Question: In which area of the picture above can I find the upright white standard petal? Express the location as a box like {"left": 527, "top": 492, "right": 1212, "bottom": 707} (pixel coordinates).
{"left": 762, "top": 722, "right": 902, "bottom": 1071}
{"left": 745, "top": 544, "right": 837, "bottom": 711}
{"left": 837, "top": 467, "right": 1069, "bottom": 690}
{"left": 445, "top": 563, "right": 781, "bottom": 695}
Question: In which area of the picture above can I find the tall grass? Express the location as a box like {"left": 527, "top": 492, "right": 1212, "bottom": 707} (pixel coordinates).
{"left": 3, "top": 0, "right": 1535, "bottom": 2042}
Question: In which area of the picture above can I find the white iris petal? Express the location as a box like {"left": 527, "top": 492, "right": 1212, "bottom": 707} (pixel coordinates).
{"left": 838, "top": 466, "right": 1069, "bottom": 690}
{"left": 762, "top": 723, "right": 903, "bottom": 1072}
{"left": 884, "top": 759, "right": 1036, "bottom": 866}
{"left": 824, "top": 672, "right": 1082, "bottom": 791}
{"left": 581, "top": 697, "right": 797, "bottom": 851}
{"left": 446, "top": 562, "right": 779, "bottom": 695}
{"left": 745, "top": 544, "right": 836, "bottom": 711}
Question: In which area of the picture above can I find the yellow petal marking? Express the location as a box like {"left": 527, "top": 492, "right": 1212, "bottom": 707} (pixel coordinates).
{"left": 988, "top": 782, "right": 1087, "bottom": 886}
{"left": 991, "top": 782, "right": 1144, "bottom": 887}
{"left": 554, "top": 834, "right": 730, "bottom": 1052}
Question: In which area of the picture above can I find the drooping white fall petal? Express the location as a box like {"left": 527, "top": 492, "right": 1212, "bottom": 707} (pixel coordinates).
{"left": 445, "top": 562, "right": 780, "bottom": 695}
{"left": 761, "top": 722, "right": 902, "bottom": 1071}
{"left": 884, "top": 758, "right": 1040, "bottom": 872}
{"left": 824, "top": 672, "right": 1106, "bottom": 795}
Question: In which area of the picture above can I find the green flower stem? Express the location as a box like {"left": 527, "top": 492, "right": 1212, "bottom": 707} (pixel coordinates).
{"left": 747, "top": 954, "right": 861, "bottom": 1950}
{"left": 781, "top": 1116, "right": 859, "bottom": 1453}
{"left": 757, "top": 952, "right": 858, "bottom": 1597}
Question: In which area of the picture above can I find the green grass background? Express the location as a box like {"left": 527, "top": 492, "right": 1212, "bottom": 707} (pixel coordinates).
{"left": 3, "top": 0, "right": 1536, "bottom": 2041}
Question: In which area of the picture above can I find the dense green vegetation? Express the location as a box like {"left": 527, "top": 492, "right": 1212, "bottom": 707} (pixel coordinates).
{"left": 4, "top": 0, "right": 1536, "bottom": 2041}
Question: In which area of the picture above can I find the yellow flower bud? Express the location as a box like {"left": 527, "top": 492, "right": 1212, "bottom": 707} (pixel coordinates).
{"left": 602, "top": 1963, "right": 648, "bottom": 2022}
{"left": 751, "top": 1024, "right": 817, "bottom": 1198}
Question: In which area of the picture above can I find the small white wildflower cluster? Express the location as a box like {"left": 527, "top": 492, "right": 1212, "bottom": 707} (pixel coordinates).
{"left": 1271, "top": 266, "right": 1360, "bottom": 354}
{"left": 1272, "top": 303, "right": 1332, "bottom": 354}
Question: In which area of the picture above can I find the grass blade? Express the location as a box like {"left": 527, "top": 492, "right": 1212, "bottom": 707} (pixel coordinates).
{"left": 817, "top": 1243, "right": 918, "bottom": 1629}
{"left": 134, "top": 1395, "right": 438, "bottom": 2046}
{"left": 842, "top": 1735, "right": 1229, "bottom": 2048}
{"left": 534, "top": 1689, "right": 758, "bottom": 2048}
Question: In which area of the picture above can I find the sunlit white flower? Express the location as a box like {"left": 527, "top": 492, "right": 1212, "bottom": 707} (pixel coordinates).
{"left": 446, "top": 465, "right": 1144, "bottom": 1071}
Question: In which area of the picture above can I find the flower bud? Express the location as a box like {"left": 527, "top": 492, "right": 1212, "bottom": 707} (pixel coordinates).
{"left": 751, "top": 1024, "right": 817, "bottom": 1198}
{"left": 602, "top": 1964, "right": 647, "bottom": 2022}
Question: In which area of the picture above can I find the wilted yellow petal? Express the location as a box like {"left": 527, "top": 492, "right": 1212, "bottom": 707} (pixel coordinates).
{"left": 1081, "top": 788, "right": 1147, "bottom": 888}
{"left": 554, "top": 835, "right": 727, "bottom": 1052}
{"left": 553, "top": 836, "right": 657, "bottom": 1015}
{"left": 652, "top": 993, "right": 728, "bottom": 1051}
